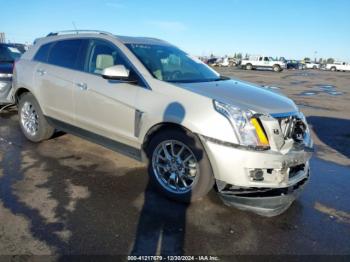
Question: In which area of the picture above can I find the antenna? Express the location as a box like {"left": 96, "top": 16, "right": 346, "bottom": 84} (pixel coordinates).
{"left": 72, "top": 21, "right": 78, "bottom": 34}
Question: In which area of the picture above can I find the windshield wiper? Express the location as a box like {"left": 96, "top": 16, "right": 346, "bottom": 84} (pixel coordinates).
{"left": 218, "top": 75, "right": 230, "bottom": 81}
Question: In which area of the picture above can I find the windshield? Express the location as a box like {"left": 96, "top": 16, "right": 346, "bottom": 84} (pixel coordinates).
{"left": 0, "top": 45, "right": 23, "bottom": 62}
{"left": 126, "top": 44, "right": 221, "bottom": 83}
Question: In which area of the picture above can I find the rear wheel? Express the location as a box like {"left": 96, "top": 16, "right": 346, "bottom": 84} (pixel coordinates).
{"left": 273, "top": 65, "right": 281, "bottom": 72}
{"left": 18, "top": 92, "right": 54, "bottom": 142}
{"left": 246, "top": 63, "right": 253, "bottom": 70}
{"left": 146, "top": 129, "right": 214, "bottom": 202}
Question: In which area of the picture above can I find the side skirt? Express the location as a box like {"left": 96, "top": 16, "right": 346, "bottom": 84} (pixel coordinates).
{"left": 46, "top": 117, "right": 142, "bottom": 161}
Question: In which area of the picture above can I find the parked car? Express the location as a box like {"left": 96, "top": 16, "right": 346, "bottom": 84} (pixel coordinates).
{"left": 13, "top": 30, "right": 313, "bottom": 216}
{"left": 303, "top": 61, "right": 320, "bottom": 69}
{"left": 0, "top": 43, "right": 26, "bottom": 106}
{"left": 241, "top": 55, "right": 286, "bottom": 72}
{"left": 326, "top": 61, "right": 350, "bottom": 72}
{"left": 206, "top": 57, "right": 218, "bottom": 66}
{"left": 286, "top": 60, "right": 305, "bottom": 70}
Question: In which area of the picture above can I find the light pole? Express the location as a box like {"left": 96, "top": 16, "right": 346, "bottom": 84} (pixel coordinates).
{"left": 314, "top": 51, "right": 318, "bottom": 63}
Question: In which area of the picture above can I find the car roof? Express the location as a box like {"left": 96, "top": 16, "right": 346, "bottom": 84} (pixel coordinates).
{"left": 38, "top": 31, "right": 172, "bottom": 46}
{"left": 115, "top": 35, "right": 171, "bottom": 46}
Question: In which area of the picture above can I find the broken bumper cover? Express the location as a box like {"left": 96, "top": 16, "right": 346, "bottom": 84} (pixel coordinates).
{"left": 219, "top": 175, "right": 309, "bottom": 217}
{"left": 199, "top": 135, "right": 313, "bottom": 216}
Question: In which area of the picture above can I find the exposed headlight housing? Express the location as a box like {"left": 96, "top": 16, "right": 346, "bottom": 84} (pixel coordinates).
{"left": 213, "top": 100, "right": 269, "bottom": 149}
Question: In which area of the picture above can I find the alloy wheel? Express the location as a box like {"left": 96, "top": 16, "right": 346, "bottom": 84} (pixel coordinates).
{"left": 152, "top": 140, "right": 198, "bottom": 194}
{"left": 21, "top": 102, "right": 39, "bottom": 136}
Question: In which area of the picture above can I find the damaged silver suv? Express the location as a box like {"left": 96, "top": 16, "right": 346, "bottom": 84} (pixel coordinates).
{"left": 13, "top": 30, "right": 313, "bottom": 216}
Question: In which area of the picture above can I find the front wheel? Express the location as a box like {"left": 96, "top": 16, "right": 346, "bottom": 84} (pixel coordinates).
{"left": 330, "top": 67, "right": 336, "bottom": 72}
{"left": 18, "top": 92, "right": 55, "bottom": 142}
{"left": 146, "top": 129, "right": 214, "bottom": 202}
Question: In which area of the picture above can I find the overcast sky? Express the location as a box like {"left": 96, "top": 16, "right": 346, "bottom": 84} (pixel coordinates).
{"left": 1, "top": 0, "right": 349, "bottom": 61}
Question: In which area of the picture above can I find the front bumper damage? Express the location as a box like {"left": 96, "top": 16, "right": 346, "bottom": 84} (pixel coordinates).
{"left": 218, "top": 175, "right": 309, "bottom": 217}
{"left": 200, "top": 132, "right": 313, "bottom": 217}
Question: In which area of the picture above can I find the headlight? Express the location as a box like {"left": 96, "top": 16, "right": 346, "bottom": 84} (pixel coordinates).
{"left": 213, "top": 100, "right": 269, "bottom": 148}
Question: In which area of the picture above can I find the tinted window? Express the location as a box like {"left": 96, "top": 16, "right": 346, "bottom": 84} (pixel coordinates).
{"left": 48, "top": 40, "right": 82, "bottom": 69}
{"left": 34, "top": 43, "right": 52, "bottom": 62}
{"left": 75, "top": 39, "right": 89, "bottom": 71}
{"left": 0, "top": 45, "right": 23, "bottom": 62}
{"left": 0, "top": 46, "right": 11, "bottom": 62}
{"left": 86, "top": 39, "right": 129, "bottom": 74}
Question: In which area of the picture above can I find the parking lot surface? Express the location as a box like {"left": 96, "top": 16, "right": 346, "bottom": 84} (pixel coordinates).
{"left": 0, "top": 69, "right": 349, "bottom": 257}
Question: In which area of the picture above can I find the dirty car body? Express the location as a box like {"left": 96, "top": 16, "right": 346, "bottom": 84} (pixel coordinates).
{"left": 13, "top": 31, "right": 313, "bottom": 216}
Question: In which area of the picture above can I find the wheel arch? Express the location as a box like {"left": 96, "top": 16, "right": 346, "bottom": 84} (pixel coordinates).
{"left": 14, "top": 87, "right": 31, "bottom": 104}
{"left": 142, "top": 122, "right": 193, "bottom": 154}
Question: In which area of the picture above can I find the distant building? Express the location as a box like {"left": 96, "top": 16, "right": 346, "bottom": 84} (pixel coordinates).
{"left": 0, "top": 32, "right": 5, "bottom": 43}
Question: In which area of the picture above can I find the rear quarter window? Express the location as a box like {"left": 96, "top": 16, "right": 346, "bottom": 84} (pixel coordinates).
{"left": 33, "top": 43, "right": 52, "bottom": 62}
{"left": 48, "top": 39, "right": 83, "bottom": 70}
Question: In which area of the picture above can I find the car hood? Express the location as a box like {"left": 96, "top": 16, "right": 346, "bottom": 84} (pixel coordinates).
{"left": 0, "top": 62, "right": 13, "bottom": 74}
{"left": 176, "top": 79, "right": 298, "bottom": 115}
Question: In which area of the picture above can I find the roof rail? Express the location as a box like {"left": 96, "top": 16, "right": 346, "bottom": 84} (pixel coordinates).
{"left": 46, "top": 30, "right": 114, "bottom": 37}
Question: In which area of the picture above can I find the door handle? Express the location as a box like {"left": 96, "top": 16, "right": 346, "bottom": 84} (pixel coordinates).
{"left": 76, "top": 82, "right": 88, "bottom": 91}
{"left": 36, "top": 69, "right": 46, "bottom": 76}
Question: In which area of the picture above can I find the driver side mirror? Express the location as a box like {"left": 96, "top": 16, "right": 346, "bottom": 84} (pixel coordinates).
{"left": 102, "top": 65, "right": 130, "bottom": 80}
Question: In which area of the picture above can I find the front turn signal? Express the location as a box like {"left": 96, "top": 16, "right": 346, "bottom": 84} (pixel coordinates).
{"left": 250, "top": 118, "right": 269, "bottom": 146}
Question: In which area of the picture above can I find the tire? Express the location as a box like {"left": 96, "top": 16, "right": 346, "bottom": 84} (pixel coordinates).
{"left": 331, "top": 67, "right": 336, "bottom": 72}
{"left": 313, "top": 65, "right": 317, "bottom": 69}
{"left": 246, "top": 63, "right": 253, "bottom": 70}
{"left": 146, "top": 129, "right": 214, "bottom": 203}
{"left": 273, "top": 65, "right": 281, "bottom": 72}
{"left": 18, "top": 92, "right": 55, "bottom": 142}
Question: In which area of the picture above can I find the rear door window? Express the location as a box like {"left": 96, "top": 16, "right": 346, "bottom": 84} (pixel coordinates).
{"left": 48, "top": 39, "right": 83, "bottom": 70}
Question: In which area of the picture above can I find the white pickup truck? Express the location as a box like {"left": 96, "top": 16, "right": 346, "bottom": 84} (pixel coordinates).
{"left": 326, "top": 61, "right": 350, "bottom": 72}
{"left": 241, "top": 56, "right": 286, "bottom": 72}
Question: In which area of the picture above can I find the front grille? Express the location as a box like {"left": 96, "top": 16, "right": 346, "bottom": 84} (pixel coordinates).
{"left": 276, "top": 115, "right": 307, "bottom": 143}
